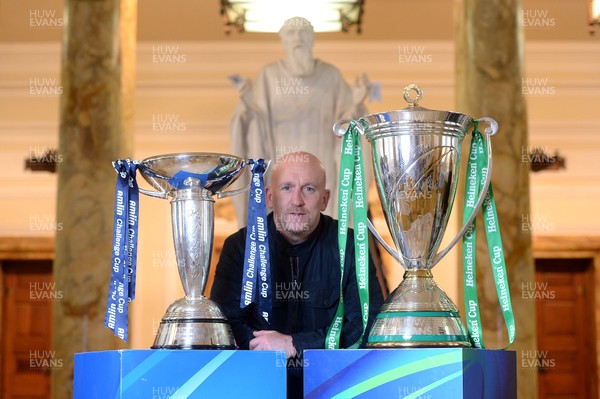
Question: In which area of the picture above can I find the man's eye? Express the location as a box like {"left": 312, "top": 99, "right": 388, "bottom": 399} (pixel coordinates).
{"left": 304, "top": 186, "right": 315, "bottom": 193}
{"left": 281, "top": 186, "right": 290, "bottom": 191}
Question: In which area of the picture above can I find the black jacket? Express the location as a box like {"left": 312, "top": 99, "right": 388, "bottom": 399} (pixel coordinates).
{"left": 210, "top": 213, "right": 384, "bottom": 398}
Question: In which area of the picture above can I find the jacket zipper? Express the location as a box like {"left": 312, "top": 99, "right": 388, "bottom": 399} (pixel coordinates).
{"left": 289, "top": 256, "right": 300, "bottom": 332}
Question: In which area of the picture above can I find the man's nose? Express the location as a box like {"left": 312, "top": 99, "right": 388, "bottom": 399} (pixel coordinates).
{"left": 291, "top": 188, "right": 304, "bottom": 206}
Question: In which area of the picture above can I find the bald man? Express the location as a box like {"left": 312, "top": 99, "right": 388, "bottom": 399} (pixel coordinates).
{"left": 210, "top": 152, "right": 383, "bottom": 399}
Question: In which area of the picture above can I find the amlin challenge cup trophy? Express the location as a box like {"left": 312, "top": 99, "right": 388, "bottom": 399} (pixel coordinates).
{"left": 334, "top": 84, "right": 514, "bottom": 348}
{"left": 106, "top": 153, "right": 248, "bottom": 349}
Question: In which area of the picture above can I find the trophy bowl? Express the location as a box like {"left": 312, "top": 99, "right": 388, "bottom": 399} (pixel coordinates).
{"left": 138, "top": 152, "right": 246, "bottom": 349}
{"left": 335, "top": 85, "right": 496, "bottom": 347}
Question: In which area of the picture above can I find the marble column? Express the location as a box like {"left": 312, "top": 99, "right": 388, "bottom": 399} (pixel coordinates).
{"left": 52, "top": 1, "right": 137, "bottom": 398}
{"left": 455, "top": 1, "right": 537, "bottom": 398}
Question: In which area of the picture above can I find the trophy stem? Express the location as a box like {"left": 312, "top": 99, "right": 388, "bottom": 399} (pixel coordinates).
{"left": 367, "top": 269, "right": 471, "bottom": 347}
{"left": 171, "top": 188, "right": 214, "bottom": 299}
{"left": 153, "top": 187, "right": 236, "bottom": 349}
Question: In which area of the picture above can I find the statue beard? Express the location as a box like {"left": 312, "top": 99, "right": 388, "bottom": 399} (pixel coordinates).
{"left": 286, "top": 46, "right": 314, "bottom": 76}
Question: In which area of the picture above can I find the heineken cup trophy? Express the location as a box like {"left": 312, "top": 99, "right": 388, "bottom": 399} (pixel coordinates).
{"left": 137, "top": 153, "right": 246, "bottom": 349}
{"left": 334, "top": 84, "right": 498, "bottom": 347}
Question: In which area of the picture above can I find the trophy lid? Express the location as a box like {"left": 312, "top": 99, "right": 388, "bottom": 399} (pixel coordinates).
{"left": 359, "top": 84, "right": 474, "bottom": 140}
{"left": 138, "top": 152, "right": 246, "bottom": 195}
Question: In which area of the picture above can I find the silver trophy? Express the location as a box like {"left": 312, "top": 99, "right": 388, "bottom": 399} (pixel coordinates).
{"left": 335, "top": 84, "right": 497, "bottom": 347}
{"left": 137, "top": 152, "right": 247, "bottom": 349}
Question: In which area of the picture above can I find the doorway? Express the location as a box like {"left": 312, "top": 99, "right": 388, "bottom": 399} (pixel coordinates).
{"left": 533, "top": 236, "right": 600, "bottom": 399}
{"left": 0, "top": 238, "right": 54, "bottom": 399}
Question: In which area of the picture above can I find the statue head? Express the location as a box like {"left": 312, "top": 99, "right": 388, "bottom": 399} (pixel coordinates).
{"left": 279, "top": 17, "right": 314, "bottom": 55}
{"left": 278, "top": 17, "right": 315, "bottom": 75}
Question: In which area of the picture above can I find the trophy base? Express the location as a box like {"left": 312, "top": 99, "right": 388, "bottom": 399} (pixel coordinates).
{"left": 152, "top": 296, "right": 236, "bottom": 350}
{"left": 367, "top": 270, "right": 471, "bottom": 348}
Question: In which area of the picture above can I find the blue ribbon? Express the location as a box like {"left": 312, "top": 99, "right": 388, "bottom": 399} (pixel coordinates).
{"left": 240, "top": 159, "right": 272, "bottom": 322}
{"left": 105, "top": 159, "right": 140, "bottom": 341}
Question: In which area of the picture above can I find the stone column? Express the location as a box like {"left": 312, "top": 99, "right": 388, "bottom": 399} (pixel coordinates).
{"left": 52, "top": 1, "right": 137, "bottom": 398}
{"left": 455, "top": 1, "right": 537, "bottom": 398}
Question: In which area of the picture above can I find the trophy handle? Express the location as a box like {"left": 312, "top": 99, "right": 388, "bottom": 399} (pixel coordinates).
{"left": 216, "top": 159, "right": 272, "bottom": 199}
{"left": 138, "top": 187, "right": 169, "bottom": 199}
{"left": 111, "top": 161, "right": 170, "bottom": 199}
{"left": 367, "top": 219, "right": 402, "bottom": 265}
{"left": 430, "top": 117, "right": 499, "bottom": 268}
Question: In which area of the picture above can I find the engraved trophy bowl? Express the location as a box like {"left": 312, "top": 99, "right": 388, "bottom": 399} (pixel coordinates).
{"left": 137, "top": 152, "right": 246, "bottom": 349}
{"left": 334, "top": 84, "right": 498, "bottom": 347}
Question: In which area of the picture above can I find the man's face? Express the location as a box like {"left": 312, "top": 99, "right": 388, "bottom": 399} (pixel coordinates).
{"left": 266, "top": 154, "right": 330, "bottom": 244}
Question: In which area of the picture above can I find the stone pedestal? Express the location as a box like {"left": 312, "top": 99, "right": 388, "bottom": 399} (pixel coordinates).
{"left": 455, "top": 1, "right": 537, "bottom": 398}
{"left": 52, "top": 1, "right": 137, "bottom": 398}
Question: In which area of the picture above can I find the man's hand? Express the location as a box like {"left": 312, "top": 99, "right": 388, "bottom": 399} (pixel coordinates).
{"left": 249, "top": 330, "right": 297, "bottom": 359}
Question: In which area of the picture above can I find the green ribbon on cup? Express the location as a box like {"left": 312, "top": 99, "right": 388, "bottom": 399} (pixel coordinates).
{"left": 326, "top": 120, "right": 370, "bottom": 349}
{"left": 462, "top": 120, "right": 517, "bottom": 348}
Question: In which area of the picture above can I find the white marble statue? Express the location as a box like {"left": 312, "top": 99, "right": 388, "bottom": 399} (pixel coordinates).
{"left": 229, "top": 17, "right": 373, "bottom": 225}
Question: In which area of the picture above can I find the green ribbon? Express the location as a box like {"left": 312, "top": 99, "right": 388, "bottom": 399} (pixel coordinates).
{"left": 462, "top": 120, "right": 517, "bottom": 348}
{"left": 326, "top": 120, "right": 370, "bottom": 349}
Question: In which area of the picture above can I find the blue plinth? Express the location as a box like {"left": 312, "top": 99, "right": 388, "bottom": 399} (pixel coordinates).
{"left": 74, "top": 349, "right": 286, "bottom": 399}
{"left": 304, "top": 348, "right": 516, "bottom": 399}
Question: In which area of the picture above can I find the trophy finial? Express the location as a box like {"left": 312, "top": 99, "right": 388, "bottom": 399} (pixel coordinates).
{"left": 403, "top": 84, "right": 422, "bottom": 107}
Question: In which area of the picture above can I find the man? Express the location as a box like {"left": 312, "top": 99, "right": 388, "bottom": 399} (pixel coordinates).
{"left": 210, "top": 152, "right": 383, "bottom": 399}
{"left": 228, "top": 17, "right": 371, "bottom": 224}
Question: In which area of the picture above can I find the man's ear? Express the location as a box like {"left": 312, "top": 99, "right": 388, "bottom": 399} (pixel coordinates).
{"left": 265, "top": 186, "right": 273, "bottom": 209}
{"left": 321, "top": 189, "right": 331, "bottom": 211}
